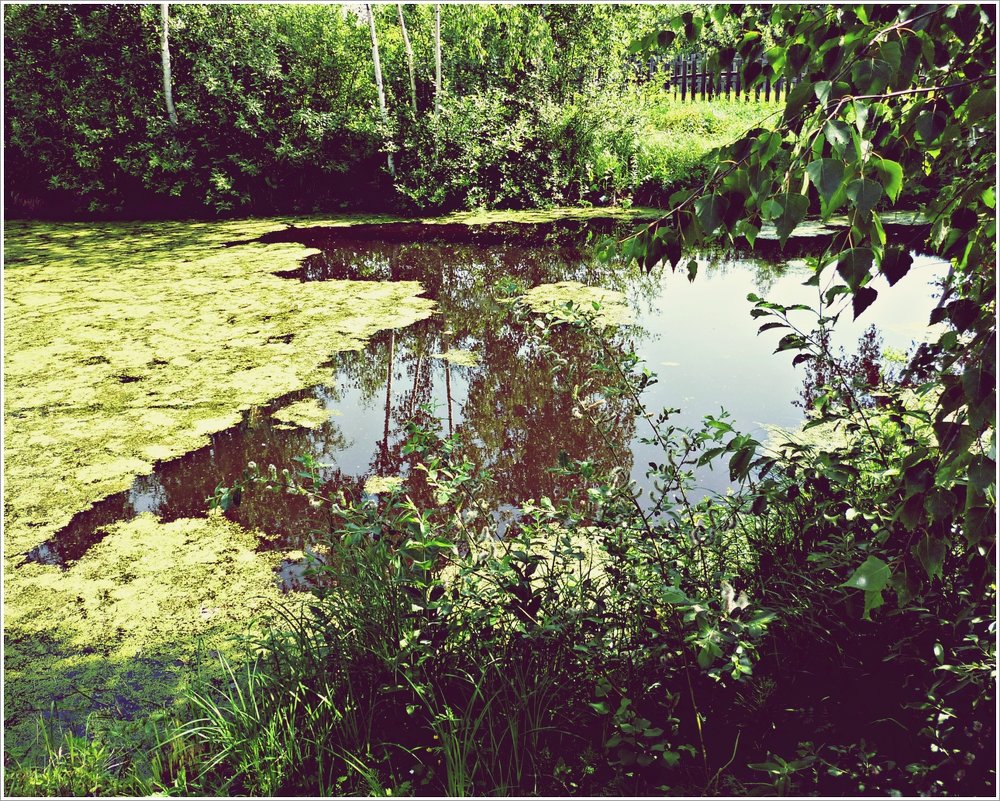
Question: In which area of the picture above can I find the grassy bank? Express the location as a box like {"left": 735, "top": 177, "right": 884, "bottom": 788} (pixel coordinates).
{"left": 635, "top": 99, "right": 778, "bottom": 204}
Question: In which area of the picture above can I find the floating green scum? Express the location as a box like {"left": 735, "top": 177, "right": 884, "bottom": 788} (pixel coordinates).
{"left": 2, "top": 217, "right": 437, "bottom": 750}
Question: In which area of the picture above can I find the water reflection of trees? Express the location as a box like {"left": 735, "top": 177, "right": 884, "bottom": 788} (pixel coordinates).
{"left": 30, "top": 237, "right": 799, "bottom": 565}
{"left": 321, "top": 240, "right": 642, "bottom": 520}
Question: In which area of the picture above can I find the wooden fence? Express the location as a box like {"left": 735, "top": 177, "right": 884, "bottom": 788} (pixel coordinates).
{"left": 650, "top": 54, "right": 800, "bottom": 103}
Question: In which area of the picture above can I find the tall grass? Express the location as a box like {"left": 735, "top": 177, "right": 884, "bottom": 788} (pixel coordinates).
{"left": 635, "top": 97, "right": 779, "bottom": 201}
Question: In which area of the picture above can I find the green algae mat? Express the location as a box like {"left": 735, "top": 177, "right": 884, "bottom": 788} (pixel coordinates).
{"left": 2, "top": 216, "right": 440, "bottom": 749}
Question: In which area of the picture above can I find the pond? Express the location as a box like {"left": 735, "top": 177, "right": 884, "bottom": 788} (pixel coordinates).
{"left": 23, "top": 227, "right": 945, "bottom": 583}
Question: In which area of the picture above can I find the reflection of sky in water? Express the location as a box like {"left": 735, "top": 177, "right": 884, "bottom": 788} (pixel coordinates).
{"left": 311, "top": 359, "right": 472, "bottom": 480}
{"left": 631, "top": 253, "right": 944, "bottom": 494}
{"left": 129, "top": 473, "right": 167, "bottom": 515}
{"left": 300, "top": 250, "right": 944, "bottom": 499}
{"left": 34, "top": 241, "right": 945, "bottom": 569}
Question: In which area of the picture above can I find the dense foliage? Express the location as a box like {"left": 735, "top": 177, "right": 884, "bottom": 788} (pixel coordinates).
{"left": 622, "top": 3, "right": 996, "bottom": 792}
{"left": 3, "top": 3, "right": 995, "bottom": 798}
{"left": 5, "top": 3, "right": 688, "bottom": 217}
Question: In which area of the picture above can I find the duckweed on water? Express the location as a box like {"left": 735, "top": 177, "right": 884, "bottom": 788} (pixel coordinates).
{"left": 430, "top": 347, "right": 481, "bottom": 367}
{"left": 5, "top": 513, "right": 284, "bottom": 741}
{"left": 270, "top": 397, "right": 340, "bottom": 429}
{"left": 3, "top": 217, "right": 437, "bottom": 750}
{"left": 4, "top": 219, "right": 434, "bottom": 558}
{"left": 517, "top": 280, "right": 634, "bottom": 327}
{"left": 363, "top": 475, "right": 405, "bottom": 495}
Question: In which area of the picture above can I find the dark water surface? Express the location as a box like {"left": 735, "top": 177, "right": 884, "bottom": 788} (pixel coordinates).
{"left": 24, "top": 232, "right": 944, "bottom": 577}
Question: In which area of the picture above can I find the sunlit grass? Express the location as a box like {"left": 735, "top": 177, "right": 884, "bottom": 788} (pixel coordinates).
{"left": 637, "top": 98, "right": 779, "bottom": 189}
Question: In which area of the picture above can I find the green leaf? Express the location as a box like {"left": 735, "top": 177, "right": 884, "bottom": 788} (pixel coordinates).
{"left": 836, "top": 247, "right": 873, "bottom": 289}
{"left": 871, "top": 158, "right": 903, "bottom": 203}
{"left": 823, "top": 119, "right": 853, "bottom": 156}
{"left": 784, "top": 82, "right": 815, "bottom": 129}
{"left": 880, "top": 246, "right": 912, "bottom": 286}
{"left": 947, "top": 298, "right": 979, "bottom": 332}
{"left": 853, "top": 100, "right": 871, "bottom": 132}
{"left": 755, "top": 130, "right": 783, "bottom": 164}
{"left": 655, "top": 228, "right": 682, "bottom": 270}
{"left": 774, "top": 333, "right": 806, "bottom": 353}
{"left": 915, "top": 110, "right": 947, "bottom": 144}
{"left": 878, "top": 41, "right": 902, "bottom": 76}
{"left": 862, "top": 589, "right": 884, "bottom": 620}
{"left": 852, "top": 286, "right": 878, "bottom": 319}
{"left": 656, "top": 30, "right": 676, "bottom": 50}
{"left": 761, "top": 198, "right": 782, "bottom": 221}
{"left": 805, "top": 158, "right": 845, "bottom": 216}
{"left": 965, "top": 87, "right": 996, "bottom": 123}
{"left": 813, "top": 80, "right": 832, "bottom": 105}
{"left": 694, "top": 195, "right": 725, "bottom": 234}
{"left": 851, "top": 59, "right": 891, "bottom": 94}
{"left": 840, "top": 556, "right": 890, "bottom": 592}
{"left": 787, "top": 43, "right": 811, "bottom": 73}
{"left": 729, "top": 446, "right": 754, "bottom": 481}
{"left": 913, "top": 533, "right": 946, "bottom": 581}
{"left": 950, "top": 207, "right": 978, "bottom": 231}
{"left": 924, "top": 488, "right": 957, "bottom": 521}
{"left": 775, "top": 192, "right": 809, "bottom": 246}
{"left": 742, "top": 59, "right": 762, "bottom": 87}
{"left": 846, "top": 178, "right": 883, "bottom": 215}
{"left": 737, "top": 30, "right": 761, "bottom": 58}
{"left": 969, "top": 456, "right": 996, "bottom": 493}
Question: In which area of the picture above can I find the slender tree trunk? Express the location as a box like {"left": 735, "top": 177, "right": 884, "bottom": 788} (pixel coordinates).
{"left": 160, "top": 3, "right": 178, "bottom": 125}
{"left": 434, "top": 3, "right": 442, "bottom": 117}
{"left": 397, "top": 4, "right": 418, "bottom": 116}
{"left": 365, "top": 3, "right": 395, "bottom": 178}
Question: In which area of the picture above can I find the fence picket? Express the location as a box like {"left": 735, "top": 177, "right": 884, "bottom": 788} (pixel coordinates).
{"left": 659, "top": 50, "right": 785, "bottom": 104}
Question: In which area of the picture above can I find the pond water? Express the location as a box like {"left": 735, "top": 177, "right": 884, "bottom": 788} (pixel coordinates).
{"left": 23, "top": 229, "right": 945, "bottom": 581}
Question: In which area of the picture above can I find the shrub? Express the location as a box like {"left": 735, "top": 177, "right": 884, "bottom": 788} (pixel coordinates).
{"left": 393, "top": 90, "right": 647, "bottom": 212}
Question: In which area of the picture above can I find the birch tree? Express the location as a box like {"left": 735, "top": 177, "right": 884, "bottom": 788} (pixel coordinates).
{"left": 160, "top": 3, "right": 178, "bottom": 125}
{"left": 434, "top": 3, "right": 442, "bottom": 117}
{"left": 397, "top": 4, "right": 418, "bottom": 116}
{"left": 365, "top": 3, "right": 394, "bottom": 177}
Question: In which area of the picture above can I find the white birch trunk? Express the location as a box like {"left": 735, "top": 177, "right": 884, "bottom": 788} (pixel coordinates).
{"left": 397, "top": 4, "right": 418, "bottom": 116}
{"left": 365, "top": 3, "right": 395, "bottom": 178}
{"left": 434, "top": 4, "right": 442, "bottom": 118}
{"left": 160, "top": 3, "right": 178, "bottom": 125}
